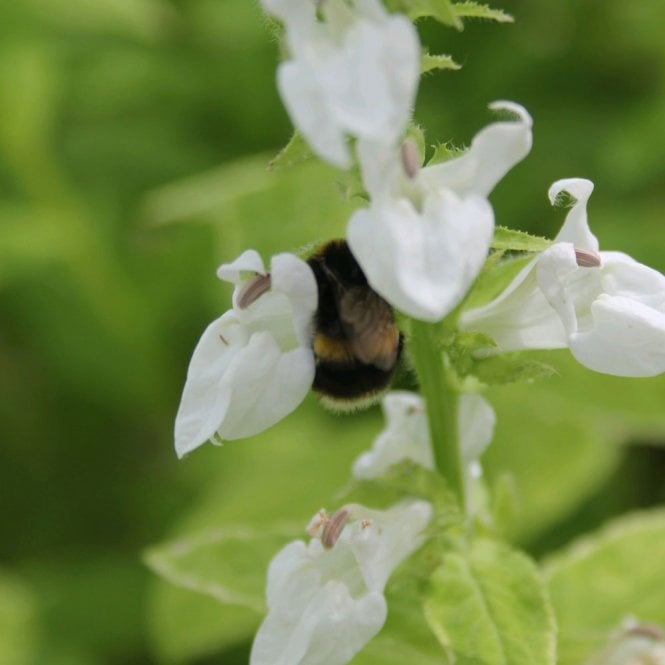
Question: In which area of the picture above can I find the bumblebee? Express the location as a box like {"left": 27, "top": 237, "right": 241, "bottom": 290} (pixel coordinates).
{"left": 307, "top": 239, "right": 403, "bottom": 409}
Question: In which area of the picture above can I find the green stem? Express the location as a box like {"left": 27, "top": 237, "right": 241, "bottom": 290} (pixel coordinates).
{"left": 410, "top": 319, "right": 464, "bottom": 506}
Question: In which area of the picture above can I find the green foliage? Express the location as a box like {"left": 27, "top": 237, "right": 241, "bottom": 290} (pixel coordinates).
{"left": 2, "top": 0, "right": 665, "bottom": 664}
{"left": 388, "top": 0, "right": 462, "bottom": 30}
{"left": 424, "top": 539, "right": 556, "bottom": 665}
{"left": 421, "top": 52, "right": 462, "bottom": 74}
{"left": 145, "top": 403, "right": 385, "bottom": 661}
{"left": 0, "top": 570, "right": 37, "bottom": 665}
{"left": 453, "top": 2, "right": 513, "bottom": 23}
{"left": 388, "top": 0, "right": 512, "bottom": 29}
{"left": 472, "top": 354, "right": 558, "bottom": 385}
{"left": 268, "top": 132, "right": 315, "bottom": 171}
{"left": 351, "top": 574, "right": 452, "bottom": 665}
{"left": 491, "top": 226, "right": 552, "bottom": 252}
{"left": 545, "top": 509, "right": 665, "bottom": 665}
{"left": 426, "top": 141, "right": 466, "bottom": 166}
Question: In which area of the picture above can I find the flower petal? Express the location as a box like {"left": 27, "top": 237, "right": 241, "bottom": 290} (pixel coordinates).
{"left": 601, "top": 252, "right": 665, "bottom": 310}
{"left": 459, "top": 255, "right": 568, "bottom": 351}
{"left": 174, "top": 312, "right": 246, "bottom": 458}
{"left": 271, "top": 253, "right": 318, "bottom": 346}
{"left": 420, "top": 101, "right": 533, "bottom": 198}
{"left": 217, "top": 249, "right": 266, "bottom": 283}
{"left": 267, "top": 0, "right": 420, "bottom": 169}
{"left": 348, "top": 190, "right": 494, "bottom": 321}
{"left": 459, "top": 394, "right": 495, "bottom": 466}
{"left": 349, "top": 500, "right": 432, "bottom": 592}
{"left": 352, "top": 391, "right": 432, "bottom": 479}
{"left": 316, "top": 14, "right": 419, "bottom": 145}
{"left": 252, "top": 499, "right": 431, "bottom": 665}
{"left": 549, "top": 178, "right": 599, "bottom": 250}
{"left": 251, "top": 581, "right": 386, "bottom": 665}
{"left": 278, "top": 59, "right": 352, "bottom": 168}
{"left": 175, "top": 249, "right": 317, "bottom": 456}
{"left": 214, "top": 333, "right": 315, "bottom": 440}
{"left": 569, "top": 294, "right": 665, "bottom": 377}
{"left": 536, "top": 242, "right": 581, "bottom": 336}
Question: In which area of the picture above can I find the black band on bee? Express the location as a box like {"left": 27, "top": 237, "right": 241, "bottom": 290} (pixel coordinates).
{"left": 307, "top": 239, "right": 403, "bottom": 407}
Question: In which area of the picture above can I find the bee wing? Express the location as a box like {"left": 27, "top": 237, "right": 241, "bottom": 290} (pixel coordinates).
{"left": 339, "top": 289, "right": 399, "bottom": 371}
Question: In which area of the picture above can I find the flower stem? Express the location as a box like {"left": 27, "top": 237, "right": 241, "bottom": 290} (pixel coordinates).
{"left": 409, "top": 320, "right": 464, "bottom": 506}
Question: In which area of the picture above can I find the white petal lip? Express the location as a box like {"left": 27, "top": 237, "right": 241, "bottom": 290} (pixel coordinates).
{"left": 174, "top": 251, "right": 317, "bottom": 458}
{"left": 352, "top": 391, "right": 432, "bottom": 479}
{"left": 349, "top": 102, "right": 532, "bottom": 322}
{"left": 266, "top": 0, "right": 420, "bottom": 168}
{"left": 568, "top": 295, "right": 665, "bottom": 377}
{"left": 419, "top": 100, "right": 533, "bottom": 198}
{"left": 217, "top": 249, "right": 266, "bottom": 283}
{"left": 459, "top": 394, "right": 495, "bottom": 465}
{"left": 352, "top": 391, "right": 495, "bottom": 515}
{"left": 462, "top": 177, "right": 665, "bottom": 377}
{"left": 348, "top": 189, "right": 495, "bottom": 321}
{"left": 250, "top": 500, "right": 431, "bottom": 665}
{"left": 549, "top": 178, "right": 599, "bottom": 250}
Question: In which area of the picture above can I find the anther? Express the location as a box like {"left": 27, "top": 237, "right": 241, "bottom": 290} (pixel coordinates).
{"left": 574, "top": 247, "right": 601, "bottom": 268}
{"left": 321, "top": 508, "right": 350, "bottom": 549}
{"left": 306, "top": 509, "right": 329, "bottom": 538}
{"left": 625, "top": 623, "right": 665, "bottom": 641}
{"left": 400, "top": 140, "right": 420, "bottom": 179}
{"left": 218, "top": 333, "right": 229, "bottom": 346}
{"left": 237, "top": 273, "right": 272, "bottom": 309}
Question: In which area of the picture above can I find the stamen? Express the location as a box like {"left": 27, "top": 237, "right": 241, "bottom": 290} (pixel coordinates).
{"left": 400, "top": 140, "right": 420, "bottom": 179}
{"left": 321, "top": 508, "right": 350, "bottom": 549}
{"left": 574, "top": 247, "right": 601, "bottom": 268}
{"left": 237, "top": 273, "right": 272, "bottom": 309}
{"left": 218, "top": 333, "right": 229, "bottom": 346}
{"left": 625, "top": 623, "right": 665, "bottom": 641}
{"left": 306, "top": 509, "right": 329, "bottom": 538}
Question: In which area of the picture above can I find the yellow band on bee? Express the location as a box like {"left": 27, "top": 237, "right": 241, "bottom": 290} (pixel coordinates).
{"left": 313, "top": 333, "right": 355, "bottom": 364}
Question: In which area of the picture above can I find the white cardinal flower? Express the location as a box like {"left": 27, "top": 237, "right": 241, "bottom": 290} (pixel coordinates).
{"left": 250, "top": 500, "right": 432, "bottom": 665}
{"left": 352, "top": 391, "right": 495, "bottom": 513}
{"left": 174, "top": 250, "right": 317, "bottom": 458}
{"left": 261, "top": 0, "right": 420, "bottom": 168}
{"left": 347, "top": 101, "right": 533, "bottom": 321}
{"left": 461, "top": 178, "right": 665, "bottom": 377}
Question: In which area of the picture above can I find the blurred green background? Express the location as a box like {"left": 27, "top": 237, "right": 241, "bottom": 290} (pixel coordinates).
{"left": 1, "top": 0, "right": 664, "bottom": 663}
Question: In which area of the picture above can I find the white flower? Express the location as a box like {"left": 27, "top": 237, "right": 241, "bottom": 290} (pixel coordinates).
{"left": 352, "top": 391, "right": 432, "bottom": 477}
{"left": 261, "top": 0, "right": 420, "bottom": 168}
{"left": 347, "top": 101, "right": 533, "bottom": 321}
{"left": 174, "top": 250, "right": 317, "bottom": 458}
{"left": 352, "top": 391, "right": 495, "bottom": 513}
{"left": 461, "top": 178, "right": 665, "bottom": 377}
{"left": 250, "top": 500, "right": 432, "bottom": 665}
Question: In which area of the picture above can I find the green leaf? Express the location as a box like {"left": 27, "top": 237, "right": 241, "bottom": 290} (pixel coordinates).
{"left": 453, "top": 1, "right": 514, "bottom": 23}
{"left": 144, "top": 525, "right": 297, "bottom": 613}
{"left": 352, "top": 573, "right": 451, "bottom": 665}
{"left": 426, "top": 141, "right": 465, "bottom": 166}
{"left": 545, "top": 509, "right": 665, "bottom": 665}
{"left": 491, "top": 226, "right": 552, "bottom": 252}
{"left": 396, "top": 0, "right": 463, "bottom": 30}
{"left": 472, "top": 354, "right": 559, "bottom": 385}
{"left": 462, "top": 252, "right": 532, "bottom": 310}
{"left": 421, "top": 52, "right": 461, "bottom": 74}
{"left": 424, "top": 539, "right": 556, "bottom": 665}
{"left": 0, "top": 570, "right": 37, "bottom": 665}
{"left": 268, "top": 131, "right": 314, "bottom": 171}
{"left": 145, "top": 401, "right": 387, "bottom": 662}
